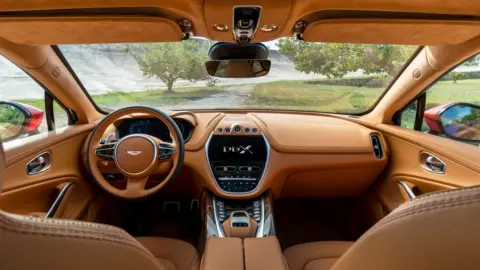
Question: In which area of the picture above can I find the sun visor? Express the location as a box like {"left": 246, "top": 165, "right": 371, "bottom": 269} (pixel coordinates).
{"left": 303, "top": 19, "right": 480, "bottom": 45}
{"left": 0, "top": 16, "right": 184, "bottom": 45}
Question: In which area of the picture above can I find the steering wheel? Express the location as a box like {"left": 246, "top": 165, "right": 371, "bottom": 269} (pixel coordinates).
{"left": 86, "top": 106, "right": 185, "bottom": 199}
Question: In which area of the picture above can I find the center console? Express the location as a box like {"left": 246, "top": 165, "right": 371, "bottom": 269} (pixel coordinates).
{"left": 204, "top": 115, "right": 275, "bottom": 238}
{"left": 205, "top": 192, "right": 275, "bottom": 239}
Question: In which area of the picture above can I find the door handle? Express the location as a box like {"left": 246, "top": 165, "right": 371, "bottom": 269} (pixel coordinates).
{"left": 397, "top": 180, "right": 417, "bottom": 200}
{"left": 420, "top": 152, "right": 446, "bottom": 174}
{"left": 26, "top": 152, "right": 51, "bottom": 175}
{"left": 45, "top": 181, "right": 75, "bottom": 219}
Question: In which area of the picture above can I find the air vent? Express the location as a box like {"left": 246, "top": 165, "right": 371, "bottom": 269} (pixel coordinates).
{"left": 370, "top": 135, "right": 383, "bottom": 159}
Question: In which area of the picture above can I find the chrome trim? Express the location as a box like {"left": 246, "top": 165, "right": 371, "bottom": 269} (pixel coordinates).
{"left": 113, "top": 134, "right": 157, "bottom": 175}
{"left": 204, "top": 132, "right": 271, "bottom": 195}
{"left": 419, "top": 151, "right": 446, "bottom": 174}
{"left": 230, "top": 211, "right": 250, "bottom": 227}
{"left": 255, "top": 197, "right": 265, "bottom": 238}
{"left": 45, "top": 181, "right": 75, "bottom": 218}
{"left": 105, "top": 132, "right": 116, "bottom": 143}
{"left": 26, "top": 151, "right": 51, "bottom": 175}
{"left": 263, "top": 214, "right": 274, "bottom": 236}
{"left": 206, "top": 215, "right": 219, "bottom": 238}
{"left": 397, "top": 180, "right": 416, "bottom": 200}
{"left": 212, "top": 196, "right": 225, "bottom": 237}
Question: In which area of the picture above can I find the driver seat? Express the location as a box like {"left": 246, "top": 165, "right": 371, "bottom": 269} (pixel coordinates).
{"left": 0, "top": 143, "right": 199, "bottom": 270}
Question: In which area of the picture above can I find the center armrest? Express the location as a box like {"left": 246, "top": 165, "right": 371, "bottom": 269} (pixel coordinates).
{"left": 201, "top": 236, "right": 288, "bottom": 270}
{"left": 201, "top": 237, "right": 243, "bottom": 270}
{"left": 244, "top": 236, "right": 288, "bottom": 270}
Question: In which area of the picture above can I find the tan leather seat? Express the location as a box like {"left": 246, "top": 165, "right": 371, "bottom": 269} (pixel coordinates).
{"left": 0, "top": 143, "right": 199, "bottom": 270}
{"left": 284, "top": 186, "right": 480, "bottom": 270}
{"left": 284, "top": 241, "right": 353, "bottom": 270}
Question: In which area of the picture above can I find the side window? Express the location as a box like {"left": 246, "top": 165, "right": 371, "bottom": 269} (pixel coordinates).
{"left": 53, "top": 100, "right": 70, "bottom": 129}
{"left": 396, "top": 53, "right": 480, "bottom": 145}
{"left": 0, "top": 54, "right": 71, "bottom": 142}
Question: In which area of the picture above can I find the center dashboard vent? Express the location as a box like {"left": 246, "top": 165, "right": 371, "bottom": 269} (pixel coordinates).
{"left": 370, "top": 135, "right": 383, "bottom": 159}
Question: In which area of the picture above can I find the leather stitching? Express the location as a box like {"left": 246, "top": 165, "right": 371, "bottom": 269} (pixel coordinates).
{"left": 379, "top": 195, "right": 480, "bottom": 225}
{"left": 366, "top": 195, "right": 480, "bottom": 238}
{"left": 406, "top": 185, "right": 480, "bottom": 202}
{"left": 0, "top": 212, "right": 152, "bottom": 256}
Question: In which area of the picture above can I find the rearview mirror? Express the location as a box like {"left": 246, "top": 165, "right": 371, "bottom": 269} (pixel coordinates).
{"left": 205, "top": 59, "right": 271, "bottom": 78}
{"left": 0, "top": 102, "right": 44, "bottom": 142}
{"left": 437, "top": 103, "right": 480, "bottom": 143}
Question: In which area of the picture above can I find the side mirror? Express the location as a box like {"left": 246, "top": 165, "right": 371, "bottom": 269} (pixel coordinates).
{"left": 0, "top": 102, "right": 44, "bottom": 142}
{"left": 205, "top": 59, "right": 271, "bottom": 78}
{"left": 436, "top": 103, "right": 480, "bottom": 143}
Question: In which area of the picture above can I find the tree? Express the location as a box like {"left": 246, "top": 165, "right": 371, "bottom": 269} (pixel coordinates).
{"left": 450, "top": 72, "right": 466, "bottom": 83}
{"left": 125, "top": 40, "right": 209, "bottom": 92}
{"left": 276, "top": 39, "right": 415, "bottom": 78}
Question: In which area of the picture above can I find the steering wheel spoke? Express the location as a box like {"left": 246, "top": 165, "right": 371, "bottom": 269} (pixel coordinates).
{"left": 125, "top": 176, "right": 149, "bottom": 193}
{"left": 159, "top": 142, "right": 175, "bottom": 160}
{"left": 95, "top": 143, "right": 116, "bottom": 160}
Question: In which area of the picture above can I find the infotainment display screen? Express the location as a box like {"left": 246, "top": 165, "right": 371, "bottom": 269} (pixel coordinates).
{"left": 207, "top": 135, "right": 267, "bottom": 163}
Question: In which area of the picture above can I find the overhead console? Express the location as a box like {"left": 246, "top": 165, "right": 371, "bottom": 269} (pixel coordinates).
{"left": 206, "top": 115, "right": 269, "bottom": 194}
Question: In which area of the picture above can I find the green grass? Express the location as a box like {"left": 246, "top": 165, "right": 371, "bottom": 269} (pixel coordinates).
{"left": 90, "top": 86, "right": 225, "bottom": 111}
{"left": 243, "top": 80, "right": 384, "bottom": 113}
{"left": 424, "top": 79, "right": 480, "bottom": 108}
{"left": 14, "top": 98, "right": 45, "bottom": 110}
{"left": 14, "top": 86, "right": 224, "bottom": 113}
{"left": 243, "top": 78, "right": 480, "bottom": 113}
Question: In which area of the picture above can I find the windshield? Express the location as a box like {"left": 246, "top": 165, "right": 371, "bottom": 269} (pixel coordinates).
{"left": 59, "top": 39, "right": 417, "bottom": 114}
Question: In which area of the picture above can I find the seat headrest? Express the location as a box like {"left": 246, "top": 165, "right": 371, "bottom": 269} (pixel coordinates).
{"left": 224, "top": 60, "right": 255, "bottom": 78}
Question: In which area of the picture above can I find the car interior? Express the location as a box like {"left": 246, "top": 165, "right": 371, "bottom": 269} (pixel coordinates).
{"left": 1, "top": 1, "right": 480, "bottom": 270}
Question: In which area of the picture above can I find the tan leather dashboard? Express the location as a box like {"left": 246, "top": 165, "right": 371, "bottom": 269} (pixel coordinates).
{"left": 84, "top": 111, "right": 387, "bottom": 200}
{"left": 251, "top": 113, "right": 375, "bottom": 154}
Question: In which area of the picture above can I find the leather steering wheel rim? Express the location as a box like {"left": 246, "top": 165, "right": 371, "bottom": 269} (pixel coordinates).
{"left": 86, "top": 106, "right": 185, "bottom": 199}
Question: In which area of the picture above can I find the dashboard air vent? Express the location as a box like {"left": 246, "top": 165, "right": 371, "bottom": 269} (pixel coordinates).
{"left": 370, "top": 135, "right": 383, "bottom": 159}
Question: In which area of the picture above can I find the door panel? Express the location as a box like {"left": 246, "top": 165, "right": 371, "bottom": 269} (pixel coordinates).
{"left": 0, "top": 124, "right": 95, "bottom": 219}
{"left": 375, "top": 124, "right": 480, "bottom": 211}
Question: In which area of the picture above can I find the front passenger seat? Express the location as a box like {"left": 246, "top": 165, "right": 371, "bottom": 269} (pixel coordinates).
{"left": 0, "top": 143, "right": 199, "bottom": 270}
{"left": 284, "top": 186, "right": 480, "bottom": 270}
